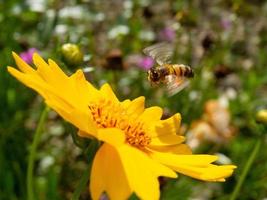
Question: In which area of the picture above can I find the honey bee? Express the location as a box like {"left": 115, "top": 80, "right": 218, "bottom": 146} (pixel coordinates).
{"left": 143, "top": 42, "right": 194, "bottom": 95}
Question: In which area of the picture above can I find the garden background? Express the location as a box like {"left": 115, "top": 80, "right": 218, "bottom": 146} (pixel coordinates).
{"left": 1, "top": 0, "right": 267, "bottom": 199}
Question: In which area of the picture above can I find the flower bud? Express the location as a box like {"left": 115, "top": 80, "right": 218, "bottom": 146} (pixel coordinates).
{"left": 61, "top": 43, "right": 83, "bottom": 66}
{"left": 256, "top": 109, "right": 267, "bottom": 124}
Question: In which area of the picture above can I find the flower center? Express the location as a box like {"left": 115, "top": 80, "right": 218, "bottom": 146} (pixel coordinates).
{"left": 88, "top": 99, "right": 151, "bottom": 148}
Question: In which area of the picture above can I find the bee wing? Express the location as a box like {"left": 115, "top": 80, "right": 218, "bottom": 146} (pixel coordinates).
{"left": 165, "top": 75, "right": 190, "bottom": 96}
{"left": 143, "top": 42, "right": 174, "bottom": 65}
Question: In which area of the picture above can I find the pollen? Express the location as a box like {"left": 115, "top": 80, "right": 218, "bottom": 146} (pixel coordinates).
{"left": 88, "top": 99, "right": 151, "bottom": 148}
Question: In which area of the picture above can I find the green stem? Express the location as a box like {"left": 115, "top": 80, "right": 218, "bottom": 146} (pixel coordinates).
{"left": 230, "top": 138, "right": 262, "bottom": 200}
{"left": 71, "top": 166, "right": 90, "bottom": 200}
{"left": 71, "top": 139, "right": 99, "bottom": 200}
{"left": 27, "top": 106, "right": 49, "bottom": 200}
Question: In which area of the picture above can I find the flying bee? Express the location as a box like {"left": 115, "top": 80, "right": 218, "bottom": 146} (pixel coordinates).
{"left": 143, "top": 42, "right": 194, "bottom": 95}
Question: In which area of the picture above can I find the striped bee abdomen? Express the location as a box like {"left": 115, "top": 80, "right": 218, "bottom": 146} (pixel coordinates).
{"left": 172, "top": 64, "right": 194, "bottom": 78}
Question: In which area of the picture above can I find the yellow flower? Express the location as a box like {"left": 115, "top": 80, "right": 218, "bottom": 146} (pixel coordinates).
{"left": 8, "top": 52, "right": 236, "bottom": 200}
{"left": 187, "top": 99, "right": 236, "bottom": 149}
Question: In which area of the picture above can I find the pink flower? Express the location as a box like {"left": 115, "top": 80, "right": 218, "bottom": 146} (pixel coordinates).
{"left": 19, "top": 48, "right": 38, "bottom": 64}
{"left": 158, "top": 27, "right": 176, "bottom": 42}
{"left": 138, "top": 56, "right": 154, "bottom": 70}
{"left": 221, "top": 18, "right": 232, "bottom": 30}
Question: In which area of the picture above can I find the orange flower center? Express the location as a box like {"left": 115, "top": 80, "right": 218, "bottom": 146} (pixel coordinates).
{"left": 88, "top": 99, "right": 151, "bottom": 148}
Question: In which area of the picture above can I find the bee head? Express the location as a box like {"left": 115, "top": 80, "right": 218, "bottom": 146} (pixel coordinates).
{"left": 148, "top": 68, "right": 161, "bottom": 83}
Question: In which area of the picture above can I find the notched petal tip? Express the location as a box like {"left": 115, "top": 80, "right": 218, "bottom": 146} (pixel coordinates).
{"left": 139, "top": 106, "right": 163, "bottom": 124}
{"left": 32, "top": 52, "right": 47, "bottom": 68}
{"left": 199, "top": 165, "right": 236, "bottom": 181}
{"left": 100, "top": 83, "right": 111, "bottom": 89}
{"left": 150, "top": 134, "right": 185, "bottom": 146}
{"left": 32, "top": 52, "right": 41, "bottom": 59}
{"left": 11, "top": 52, "right": 36, "bottom": 73}
{"left": 7, "top": 66, "right": 22, "bottom": 77}
{"left": 126, "top": 96, "right": 145, "bottom": 116}
{"left": 135, "top": 96, "right": 145, "bottom": 103}
{"left": 154, "top": 113, "right": 182, "bottom": 137}
{"left": 100, "top": 83, "right": 119, "bottom": 102}
{"left": 7, "top": 66, "right": 14, "bottom": 72}
{"left": 72, "top": 69, "right": 86, "bottom": 80}
{"left": 151, "top": 151, "right": 236, "bottom": 182}
{"left": 165, "top": 113, "right": 181, "bottom": 129}
{"left": 12, "top": 51, "right": 18, "bottom": 58}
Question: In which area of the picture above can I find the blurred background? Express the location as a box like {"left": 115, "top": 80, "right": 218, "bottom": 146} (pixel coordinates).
{"left": 1, "top": 0, "right": 267, "bottom": 199}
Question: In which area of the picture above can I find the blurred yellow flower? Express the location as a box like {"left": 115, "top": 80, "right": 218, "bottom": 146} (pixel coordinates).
{"left": 8, "top": 52, "right": 236, "bottom": 200}
{"left": 187, "top": 99, "right": 236, "bottom": 149}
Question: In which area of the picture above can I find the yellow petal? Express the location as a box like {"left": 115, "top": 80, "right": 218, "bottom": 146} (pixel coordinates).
{"left": 8, "top": 63, "right": 98, "bottom": 137}
{"left": 45, "top": 97, "right": 97, "bottom": 135}
{"left": 70, "top": 69, "right": 101, "bottom": 107}
{"left": 33, "top": 53, "right": 64, "bottom": 88}
{"left": 139, "top": 106, "right": 163, "bottom": 124}
{"left": 91, "top": 144, "right": 177, "bottom": 200}
{"left": 97, "top": 128, "right": 125, "bottom": 146}
{"left": 151, "top": 152, "right": 218, "bottom": 166}
{"left": 100, "top": 83, "right": 119, "bottom": 103}
{"left": 197, "top": 165, "right": 236, "bottom": 181}
{"left": 33, "top": 53, "right": 55, "bottom": 82}
{"left": 66, "top": 109, "right": 97, "bottom": 135}
{"left": 7, "top": 67, "right": 49, "bottom": 97}
{"left": 121, "top": 99, "right": 131, "bottom": 107}
{"left": 116, "top": 144, "right": 177, "bottom": 200}
{"left": 125, "top": 96, "right": 145, "bottom": 116}
{"left": 48, "top": 59, "right": 68, "bottom": 80}
{"left": 77, "top": 130, "right": 95, "bottom": 139}
{"left": 90, "top": 144, "right": 132, "bottom": 200}
{"left": 151, "top": 151, "right": 236, "bottom": 182}
{"left": 33, "top": 52, "right": 47, "bottom": 66}
{"left": 148, "top": 144, "right": 192, "bottom": 155}
{"left": 149, "top": 134, "right": 185, "bottom": 146}
{"left": 12, "top": 52, "right": 35, "bottom": 74}
{"left": 32, "top": 53, "right": 100, "bottom": 110}
{"left": 154, "top": 113, "right": 181, "bottom": 136}
{"left": 170, "top": 164, "right": 236, "bottom": 182}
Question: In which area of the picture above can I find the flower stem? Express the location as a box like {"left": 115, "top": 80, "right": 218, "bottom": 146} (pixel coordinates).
{"left": 230, "top": 138, "right": 262, "bottom": 200}
{"left": 71, "top": 139, "right": 99, "bottom": 200}
{"left": 71, "top": 167, "right": 90, "bottom": 200}
{"left": 27, "top": 106, "right": 49, "bottom": 200}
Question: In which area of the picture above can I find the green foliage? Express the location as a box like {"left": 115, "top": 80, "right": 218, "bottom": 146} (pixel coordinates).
{"left": 1, "top": 0, "right": 267, "bottom": 199}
